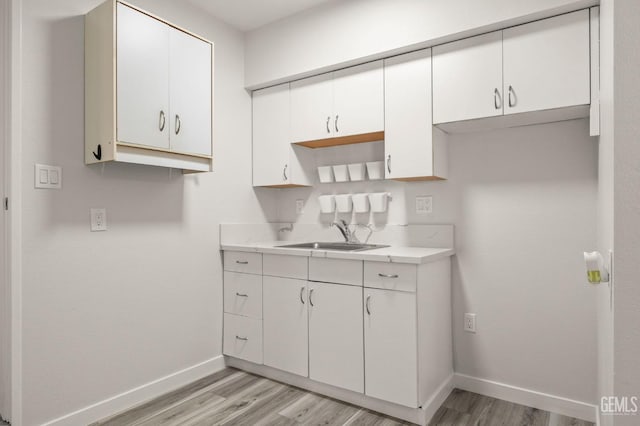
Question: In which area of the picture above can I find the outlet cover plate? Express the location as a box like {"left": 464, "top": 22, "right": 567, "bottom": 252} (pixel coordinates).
{"left": 416, "top": 196, "right": 433, "bottom": 214}
{"left": 295, "top": 199, "right": 304, "bottom": 214}
{"left": 90, "top": 208, "right": 107, "bottom": 232}
{"left": 464, "top": 313, "right": 476, "bottom": 333}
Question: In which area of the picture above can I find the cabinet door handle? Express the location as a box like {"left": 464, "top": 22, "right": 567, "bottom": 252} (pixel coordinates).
{"left": 283, "top": 164, "right": 288, "bottom": 181}
{"left": 378, "top": 273, "right": 399, "bottom": 279}
{"left": 235, "top": 292, "right": 248, "bottom": 297}
{"left": 300, "top": 287, "right": 305, "bottom": 304}
{"left": 387, "top": 155, "right": 391, "bottom": 174}
{"left": 366, "top": 295, "right": 371, "bottom": 315}
{"left": 175, "top": 114, "right": 181, "bottom": 135}
{"left": 235, "top": 260, "right": 248, "bottom": 265}
{"left": 235, "top": 335, "right": 248, "bottom": 341}
{"left": 334, "top": 115, "right": 339, "bottom": 133}
{"left": 494, "top": 88, "right": 502, "bottom": 110}
{"left": 508, "top": 85, "right": 516, "bottom": 108}
{"left": 159, "top": 110, "right": 166, "bottom": 132}
{"left": 309, "top": 288, "right": 315, "bottom": 306}
{"left": 326, "top": 116, "right": 331, "bottom": 134}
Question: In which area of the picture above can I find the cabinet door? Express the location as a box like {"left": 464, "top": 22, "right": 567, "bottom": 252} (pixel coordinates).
{"left": 290, "top": 73, "right": 333, "bottom": 143}
{"left": 503, "top": 10, "right": 590, "bottom": 115}
{"left": 309, "top": 282, "right": 363, "bottom": 393}
{"left": 116, "top": 3, "right": 170, "bottom": 149}
{"left": 169, "top": 28, "right": 212, "bottom": 156}
{"left": 332, "top": 61, "right": 384, "bottom": 137}
{"left": 263, "top": 276, "right": 308, "bottom": 376}
{"left": 384, "top": 49, "right": 434, "bottom": 180}
{"left": 364, "top": 288, "right": 417, "bottom": 407}
{"left": 252, "top": 84, "right": 291, "bottom": 186}
{"left": 433, "top": 31, "right": 503, "bottom": 124}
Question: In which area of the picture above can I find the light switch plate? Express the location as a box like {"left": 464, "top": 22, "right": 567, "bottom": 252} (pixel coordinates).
{"left": 90, "top": 208, "right": 107, "bottom": 232}
{"left": 35, "top": 164, "right": 62, "bottom": 189}
{"left": 416, "top": 196, "right": 433, "bottom": 214}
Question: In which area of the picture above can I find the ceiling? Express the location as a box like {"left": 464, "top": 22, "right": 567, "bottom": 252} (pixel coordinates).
{"left": 185, "top": 0, "right": 337, "bottom": 31}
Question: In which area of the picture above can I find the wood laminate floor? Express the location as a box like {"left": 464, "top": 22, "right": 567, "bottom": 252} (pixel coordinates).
{"left": 92, "top": 368, "right": 594, "bottom": 426}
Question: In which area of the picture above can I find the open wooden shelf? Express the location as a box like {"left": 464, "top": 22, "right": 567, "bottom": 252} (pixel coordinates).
{"left": 293, "top": 131, "right": 384, "bottom": 149}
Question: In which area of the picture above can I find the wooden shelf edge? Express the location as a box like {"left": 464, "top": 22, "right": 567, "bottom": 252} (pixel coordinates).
{"left": 293, "top": 131, "right": 384, "bottom": 148}
{"left": 256, "top": 184, "right": 311, "bottom": 188}
{"left": 391, "top": 176, "right": 446, "bottom": 182}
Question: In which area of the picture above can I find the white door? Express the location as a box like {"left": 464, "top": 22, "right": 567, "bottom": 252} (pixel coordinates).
{"left": 252, "top": 84, "right": 291, "bottom": 186}
{"left": 364, "top": 288, "right": 418, "bottom": 408}
{"left": 116, "top": 3, "right": 170, "bottom": 149}
{"left": 0, "top": 0, "right": 9, "bottom": 418}
{"left": 384, "top": 49, "right": 433, "bottom": 180}
{"left": 169, "top": 28, "right": 212, "bottom": 156}
{"left": 432, "top": 31, "right": 503, "bottom": 124}
{"left": 332, "top": 60, "right": 384, "bottom": 137}
{"left": 263, "top": 277, "right": 308, "bottom": 377}
{"left": 503, "top": 9, "right": 590, "bottom": 115}
{"left": 290, "top": 73, "right": 333, "bottom": 143}
{"left": 308, "top": 282, "right": 363, "bottom": 393}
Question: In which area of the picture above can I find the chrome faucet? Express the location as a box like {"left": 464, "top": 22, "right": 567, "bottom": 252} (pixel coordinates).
{"left": 332, "top": 219, "right": 354, "bottom": 243}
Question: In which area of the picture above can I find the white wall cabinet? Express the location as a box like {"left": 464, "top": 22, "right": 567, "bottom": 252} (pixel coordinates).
{"left": 308, "top": 281, "right": 364, "bottom": 393}
{"left": 290, "top": 61, "right": 384, "bottom": 146}
{"left": 252, "top": 84, "right": 313, "bottom": 187}
{"left": 384, "top": 49, "right": 447, "bottom": 181}
{"left": 433, "top": 9, "right": 590, "bottom": 126}
{"left": 85, "top": 1, "right": 213, "bottom": 172}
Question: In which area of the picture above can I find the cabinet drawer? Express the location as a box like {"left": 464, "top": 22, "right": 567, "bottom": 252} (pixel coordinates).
{"left": 223, "top": 313, "right": 263, "bottom": 364}
{"left": 224, "top": 272, "right": 262, "bottom": 319}
{"left": 224, "top": 251, "right": 262, "bottom": 275}
{"left": 364, "top": 262, "right": 417, "bottom": 292}
{"left": 263, "top": 254, "right": 308, "bottom": 279}
{"left": 309, "top": 258, "right": 362, "bottom": 286}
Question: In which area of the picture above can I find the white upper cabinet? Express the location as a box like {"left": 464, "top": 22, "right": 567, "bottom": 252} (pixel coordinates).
{"left": 85, "top": 1, "right": 213, "bottom": 172}
{"left": 290, "top": 61, "right": 384, "bottom": 146}
{"left": 169, "top": 28, "right": 212, "bottom": 156}
{"left": 503, "top": 10, "right": 590, "bottom": 115}
{"left": 116, "top": 3, "right": 170, "bottom": 150}
{"left": 384, "top": 49, "right": 447, "bottom": 181}
{"left": 432, "top": 31, "right": 504, "bottom": 124}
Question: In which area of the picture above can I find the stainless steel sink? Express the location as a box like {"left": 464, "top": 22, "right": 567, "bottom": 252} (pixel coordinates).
{"left": 276, "top": 242, "right": 389, "bottom": 252}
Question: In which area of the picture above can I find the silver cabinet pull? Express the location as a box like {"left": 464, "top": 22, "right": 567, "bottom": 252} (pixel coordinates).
{"left": 387, "top": 155, "right": 391, "bottom": 174}
{"left": 366, "top": 295, "right": 371, "bottom": 315}
{"left": 300, "top": 287, "right": 305, "bottom": 304}
{"left": 283, "top": 164, "right": 288, "bottom": 181}
{"left": 235, "top": 260, "right": 248, "bottom": 265}
{"left": 378, "top": 273, "right": 399, "bottom": 279}
{"left": 309, "top": 288, "right": 315, "bottom": 306}
{"left": 235, "top": 292, "right": 248, "bottom": 297}
{"left": 334, "top": 115, "right": 339, "bottom": 133}
{"left": 159, "top": 110, "right": 166, "bottom": 131}
{"left": 326, "top": 116, "right": 331, "bottom": 133}
{"left": 175, "top": 114, "right": 181, "bottom": 135}
{"left": 494, "top": 88, "right": 502, "bottom": 110}
{"left": 235, "top": 335, "right": 248, "bottom": 341}
{"left": 508, "top": 85, "right": 516, "bottom": 107}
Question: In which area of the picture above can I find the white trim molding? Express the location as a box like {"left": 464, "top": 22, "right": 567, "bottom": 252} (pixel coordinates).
{"left": 42, "top": 356, "right": 226, "bottom": 426}
{"left": 453, "top": 373, "right": 598, "bottom": 422}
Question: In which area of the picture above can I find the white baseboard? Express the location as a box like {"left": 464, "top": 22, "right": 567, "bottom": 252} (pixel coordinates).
{"left": 42, "top": 356, "right": 226, "bottom": 426}
{"left": 453, "top": 373, "right": 597, "bottom": 423}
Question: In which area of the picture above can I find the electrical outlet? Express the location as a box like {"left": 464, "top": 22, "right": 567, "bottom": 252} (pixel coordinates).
{"left": 415, "top": 196, "right": 433, "bottom": 214}
{"left": 295, "top": 199, "right": 304, "bottom": 214}
{"left": 464, "top": 313, "right": 476, "bottom": 333}
{"left": 90, "top": 208, "right": 107, "bottom": 232}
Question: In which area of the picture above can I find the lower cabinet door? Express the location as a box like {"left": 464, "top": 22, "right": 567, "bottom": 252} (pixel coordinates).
{"left": 263, "top": 276, "right": 309, "bottom": 376}
{"left": 223, "top": 313, "right": 263, "bottom": 364}
{"left": 364, "top": 288, "right": 418, "bottom": 407}
{"left": 309, "top": 282, "right": 364, "bottom": 393}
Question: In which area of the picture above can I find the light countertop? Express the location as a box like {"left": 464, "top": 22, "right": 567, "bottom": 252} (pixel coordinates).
{"left": 220, "top": 241, "right": 455, "bottom": 264}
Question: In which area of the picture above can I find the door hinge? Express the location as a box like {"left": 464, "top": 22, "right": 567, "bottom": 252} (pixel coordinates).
{"left": 4, "top": 197, "right": 8, "bottom": 211}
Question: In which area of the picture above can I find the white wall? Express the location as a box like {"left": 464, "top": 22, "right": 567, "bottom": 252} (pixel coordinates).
{"left": 18, "top": 0, "right": 276, "bottom": 424}
{"left": 244, "top": 0, "right": 597, "bottom": 88}
{"left": 613, "top": 1, "right": 640, "bottom": 424}
{"left": 278, "top": 119, "right": 598, "bottom": 404}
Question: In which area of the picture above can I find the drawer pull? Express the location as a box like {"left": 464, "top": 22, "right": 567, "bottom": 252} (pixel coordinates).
{"left": 378, "top": 273, "right": 399, "bottom": 279}
{"left": 235, "top": 260, "right": 249, "bottom": 265}
{"left": 235, "top": 292, "right": 248, "bottom": 297}
{"left": 235, "top": 335, "right": 248, "bottom": 341}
